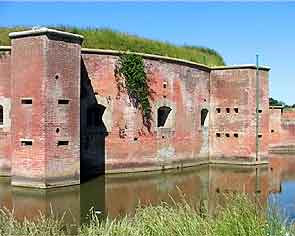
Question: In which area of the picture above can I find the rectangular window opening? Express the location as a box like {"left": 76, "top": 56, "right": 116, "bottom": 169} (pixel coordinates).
{"left": 234, "top": 108, "right": 239, "bottom": 113}
{"left": 58, "top": 99, "right": 70, "bottom": 105}
{"left": 0, "top": 105, "right": 3, "bottom": 125}
{"left": 21, "top": 140, "right": 33, "bottom": 146}
{"left": 57, "top": 140, "right": 69, "bottom": 146}
{"left": 21, "top": 98, "right": 32, "bottom": 105}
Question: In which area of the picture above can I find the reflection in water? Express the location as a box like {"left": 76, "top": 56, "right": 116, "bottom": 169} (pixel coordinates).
{"left": 269, "top": 154, "right": 295, "bottom": 220}
{"left": 0, "top": 155, "right": 295, "bottom": 223}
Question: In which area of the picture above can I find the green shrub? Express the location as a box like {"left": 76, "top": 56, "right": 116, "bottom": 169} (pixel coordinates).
{"left": 116, "top": 54, "right": 152, "bottom": 128}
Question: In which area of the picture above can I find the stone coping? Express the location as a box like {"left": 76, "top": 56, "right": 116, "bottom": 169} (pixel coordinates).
{"left": 270, "top": 105, "right": 284, "bottom": 109}
{"left": 213, "top": 64, "right": 270, "bottom": 71}
{"left": 8, "top": 27, "right": 84, "bottom": 42}
{"left": 283, "top": 107, "right": 295, "bottom": 112}
{"left": 0, "top": 45, "right": 270, "bottom": 72}
{"left": 82, "top": 48, "right": 271, "bottom": 72}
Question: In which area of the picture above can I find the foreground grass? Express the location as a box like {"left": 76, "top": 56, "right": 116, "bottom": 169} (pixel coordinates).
{"left": 0, "top": 194, "right": 293, "bottom": 236}
{"left": 0, "top": 27, "right": 225, "bottom": 66}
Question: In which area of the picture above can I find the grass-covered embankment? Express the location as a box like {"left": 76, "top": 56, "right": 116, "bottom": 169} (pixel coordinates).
{"left": 0, "top": 194, "right": 293, "bottom": 236}
{"left": 0, "top": 27, "right": 225, "bottom": 66}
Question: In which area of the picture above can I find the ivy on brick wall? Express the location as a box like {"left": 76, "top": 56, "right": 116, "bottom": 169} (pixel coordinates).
{"left": 115, "top": 54, "right": 152, "bottom": 128}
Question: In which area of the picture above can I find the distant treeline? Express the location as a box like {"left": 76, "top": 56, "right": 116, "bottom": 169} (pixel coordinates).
{"left": 0, "top": 26, "right": 225, "bottom": 66}
{"left": 269, "top": 97, "right": 295, "bottom": 108}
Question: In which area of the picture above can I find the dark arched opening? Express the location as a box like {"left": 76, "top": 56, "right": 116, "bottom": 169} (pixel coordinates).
{"left": 157, "top": 106, "right": 172, "bottom": 127}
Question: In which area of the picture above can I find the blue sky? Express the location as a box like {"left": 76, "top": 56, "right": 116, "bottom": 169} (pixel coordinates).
{"left": 0, "top": 2, "right": 294, "bottom": 104}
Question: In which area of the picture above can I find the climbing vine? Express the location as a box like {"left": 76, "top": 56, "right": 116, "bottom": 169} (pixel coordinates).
{"left": 115, "top": 54, "right": 152, "bottom": 128}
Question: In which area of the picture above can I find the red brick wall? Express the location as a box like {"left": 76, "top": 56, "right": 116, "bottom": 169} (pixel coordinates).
{"left": 81, "top": 52, "right": 211, "bottom": 173}
{"left": 10, "top": 33, "right": 82, "bottom": 187}
{"left": 281, "top": 109, "right": 295, "bottom": 145}
{"left": 269, "top": 108, "right": 295, "bottom": 151}
{"left": 0, "top": 49, "right": 11, "bottom": 176}
{"left": 44, "top": 35, "right": 81, "bottom": 185}
{"left": 210, "top": 68, "right": 269, "bottom": 162}
{"left": 11, "top": 36, "right": 47, "bottom": 186}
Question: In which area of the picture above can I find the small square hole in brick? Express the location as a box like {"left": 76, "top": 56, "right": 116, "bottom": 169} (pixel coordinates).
{"left": 234, "top": 133, "right": 239, "bottom": 138}
{"left": 216, "top": 108, "right": 221, "bottom": 113}
{"left": 134, "top": 137, "right": 138, "bottom": 141}
{"left": 21, "top": 99, "right": 32, "bottom": 105}
{"left": 258, "top": 134, "right": 262, "bottom": 138}
{"left": 234, "top": 108, "right": 239, "bottom": 113}
{"left": 57, "top": 140, "right": 69, "bottom": 146}
{"left": 225, "top": 133, "right": 230, "bottom": 137}
{"left": 216, "top": 133, "right": 221, "bottom": 137}
{"left": 226, "top": 108, "right": 230, "bottom": 113}
{"left": 58, "top": 99, "right": 69, "bottom": 104}
{"left": 21, "top": 140, "right": 33, "bottom": 146}
{"left": 271, "top": 129, "right": 275, "bottom": 133}
{"left": 258, "top": 109, "right": 262, "bottom": 113}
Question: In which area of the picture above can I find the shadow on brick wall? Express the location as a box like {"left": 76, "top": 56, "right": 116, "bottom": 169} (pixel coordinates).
{"left": 80, "top": 59, "right": 108, "bottom": 182}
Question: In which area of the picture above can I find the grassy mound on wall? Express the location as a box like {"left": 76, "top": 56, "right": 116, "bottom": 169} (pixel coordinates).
{"left": 0, "top": 27, "right": 225, "bottom": 66}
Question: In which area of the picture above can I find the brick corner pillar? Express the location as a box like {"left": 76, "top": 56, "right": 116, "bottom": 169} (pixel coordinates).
{"left": 9, "top": 28, "right": 83, "bottom": 188}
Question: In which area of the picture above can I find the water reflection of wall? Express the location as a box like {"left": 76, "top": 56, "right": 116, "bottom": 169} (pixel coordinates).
{"left": 208, "top": 165, "right": 269, "bottom": 215}
{"left": 104, "top": 164, "right": 270, "bottom": 218}
{"left": 104, "top": 166, "right": 209, "bottom": 217}
{"left": 0, "top": 179, "right": 80, "bottom": 224}
{"left": 269, "top": 154, "right": 295, "bottom": 194}
{"left": 0, "top": 177, "right": 12, "bottom": 210}
{"left": 0, "top": 162, "right": 284, "bottom": 222}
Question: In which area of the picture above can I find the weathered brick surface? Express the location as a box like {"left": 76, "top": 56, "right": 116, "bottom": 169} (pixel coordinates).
{"left": 0, "top": 50, "right": 11, "bottom": 176}
{"left": 269, "top": 108, "right": 295, "bottom": 153}
{"left": 45, "top": 35, "right": 81, "bottom": 186}
{"left": 210, "top": 69, "right": 269, "bottom": 162}
{"left": 10, "top": 31, "right": 82, "bottom": 187}
{"left": 81, "top": 53, "right": 211, "bottom": 174}
{"left": 10, "top": 36, "right": 47, "bottom": 186}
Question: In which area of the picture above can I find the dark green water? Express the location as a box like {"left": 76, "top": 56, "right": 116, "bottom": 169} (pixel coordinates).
{"left": 0, "top": 154, "right": 294, "bottom": 224}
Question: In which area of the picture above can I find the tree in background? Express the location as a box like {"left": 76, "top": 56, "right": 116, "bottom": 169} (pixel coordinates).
{"left": 269, "top": 97, "right": 295, "bottom": 108}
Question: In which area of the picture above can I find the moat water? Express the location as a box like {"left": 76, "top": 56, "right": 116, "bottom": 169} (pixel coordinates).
{"left": 0, "top": 154, "right": 294, "bottom": 224}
